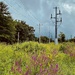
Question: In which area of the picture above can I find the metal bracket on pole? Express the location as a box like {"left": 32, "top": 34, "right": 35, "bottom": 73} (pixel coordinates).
{"left": 51, "top": 7, "right": 62, "bottom": 44}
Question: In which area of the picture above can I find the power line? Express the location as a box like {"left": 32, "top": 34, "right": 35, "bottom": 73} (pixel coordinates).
{"left": 12, "top": 0, "right": 37, "bottom": 25}
{"left": 19, "top": 0, "right": 41, "bottom": 23}
{"left": 13, "top": 0, "right": 44, "bottom": 41}
{"left": 3, "top": 0, "right": 27, "bottom": 19}
{"left": 19, "top": 0, "right": 44, "bottom": 40}
{"left": 3, "top": 0, "right": 36, "bottom": 25}
{"left": 13, "top": 0, "right": 41, "bottom": 26}
{"left": 3, "top": 0, "right": 52, "bottom": 40}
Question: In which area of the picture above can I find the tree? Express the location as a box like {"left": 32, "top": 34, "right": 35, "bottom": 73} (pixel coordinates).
{"left": 15, "top": 20, "right": 35, "bottom": 42}
{"left": 0, "top": 2, "right": 10, "bottom": 15}
{"left": 0, "top": 2, "right": 16, "bottom": 43}
{"left": 0, "top": 2, "right": 35, "bottom": 43}
{"left": 41, "top": 36, "right": 49, "bottom": 43}
{"left": 58, "top": 32, "right": 65, "bottom": 42}
{"left": 28, "top": 26, "right": 35, "bottom": 41}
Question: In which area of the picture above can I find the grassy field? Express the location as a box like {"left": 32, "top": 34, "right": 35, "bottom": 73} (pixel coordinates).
{"left": 0, "top": 42, "right": 75, "bottom": 75}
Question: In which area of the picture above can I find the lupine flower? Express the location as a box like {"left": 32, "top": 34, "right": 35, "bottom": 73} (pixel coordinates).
{"left": 53, "top": 64, "right": 59, "bottom": 73}
{"left": 15, "top": 61, "right": 19, "bottom": 66}
{"left": 24, "top": 69, "right": 30, "bottom": 75}
{"left": 40, "top": 63, "right": 42, "bottom": 67}
{"left": 56, "top": 64, "right": 58, "bottom": 69}
{"left": 32, "top": 55, "right": 37, "bottom": 61}
{"left": 11, "top": 66, "right": 14, "bottom": 72}
{"left": 16, "top": 66, "right": 22, "bottom": 73}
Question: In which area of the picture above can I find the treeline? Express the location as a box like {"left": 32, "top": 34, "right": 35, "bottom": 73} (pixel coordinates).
{"left": 0, "top": 2, "right": 35, "bottom": 44}
{"left": 1, "top": 2, "right": 75, "bottom": 44}
{"left": 58, "top": 32, "right": 75, "bottom": 43}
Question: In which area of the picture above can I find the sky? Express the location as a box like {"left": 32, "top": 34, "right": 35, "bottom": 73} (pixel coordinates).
{"left": 0, "top": 0, "right": 75, "bottom": 39}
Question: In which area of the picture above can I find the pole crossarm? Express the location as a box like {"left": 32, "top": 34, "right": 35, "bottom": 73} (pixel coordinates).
{"left": 51, "top": 6, "right": 62, "bottom": 44}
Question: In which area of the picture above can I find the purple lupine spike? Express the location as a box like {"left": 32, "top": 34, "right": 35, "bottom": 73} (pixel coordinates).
{"left": 16, "top": 66, "right": 22, "bottom": 73}
{"left": 11, "top": 66, "right": 14, "bottom": 72}
{"left": 24, "top": 70, "right": 29, "bottom": 75}
{"left": 48, "top": 74, "right": 51, "bottom": 75}
{"left": 15, "top": 61, "right": 19, "bottom": 66}
{"left": 32, "top": 55, "right": 37, "bottom": 61}
{"left": 53, "top": 64, "right": 59, "bottom": 73}
{"left": 56, "top": 64, "right": 58, "bottom": 69}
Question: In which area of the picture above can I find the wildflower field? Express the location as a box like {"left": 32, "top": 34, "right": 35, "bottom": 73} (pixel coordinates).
{"left": 0, "top": 42, "right": 75, "bottom": 75}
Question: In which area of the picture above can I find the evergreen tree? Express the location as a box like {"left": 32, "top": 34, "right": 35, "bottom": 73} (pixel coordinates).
{"left": 15, "top": 21, "right": 35, "bottom": 42}
{"left": 0, "top": 2, "right": 16, "bottom": 43}
{"left": 0, "top": 2, "right": 35, "bottom": 43}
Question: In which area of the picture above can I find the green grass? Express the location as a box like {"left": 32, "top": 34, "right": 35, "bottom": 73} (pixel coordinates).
{"left": 0, "top": 41, "right": 75, "bottom": 75}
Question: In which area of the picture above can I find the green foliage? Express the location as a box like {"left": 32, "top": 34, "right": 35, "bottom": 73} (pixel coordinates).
{"left": 59, "top": 44, "right": 66, "bottom": 52}
{"left": 0, "top": 2, "right": 10, "bottom": 15}
{"left": 15, "top": 21, "right": 35, "bottom": 42}
{"left": 0, "top": 2, "right": 16, "bottom": 43}
{"left": 41, "top": 36, "right": 49, "bottom": 43}
{"left": 68, "top": 38, "right": 75, "bottom": 42}
{"left": 0, "top": 2, "right": 35, "bottom": 44}
{"left": 58, "top": 32, "right": 65, "bottom": 42}
{"left": 0, "top": 42, "right": 75, "bottom": 75}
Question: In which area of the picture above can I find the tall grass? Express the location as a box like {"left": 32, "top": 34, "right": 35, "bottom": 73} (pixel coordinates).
{"left": 0, "top": 42, "right": 75, "bottom": 75}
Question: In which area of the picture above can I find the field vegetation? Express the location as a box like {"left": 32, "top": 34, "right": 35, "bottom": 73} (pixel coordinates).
{"left": 0, "top": 42, "right": 75, "bottom": 75}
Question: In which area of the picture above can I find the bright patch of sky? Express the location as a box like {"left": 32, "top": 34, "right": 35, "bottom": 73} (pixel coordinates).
{"left": 62, "top": 3, "right": 75, "bottom": 14}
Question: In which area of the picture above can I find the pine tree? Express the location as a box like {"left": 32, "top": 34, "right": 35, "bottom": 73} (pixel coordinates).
{"left": 0, "top": 2, "right": 16, "bottom": 43}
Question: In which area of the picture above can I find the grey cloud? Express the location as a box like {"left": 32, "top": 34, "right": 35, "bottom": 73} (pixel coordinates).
{"left": 2, "top": 0, "right": 75, "bottom": 38}
{"left": 20, "top": 0, "right": 75, "bottom": 38}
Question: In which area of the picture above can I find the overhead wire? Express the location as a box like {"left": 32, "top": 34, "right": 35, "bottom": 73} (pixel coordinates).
{"left": 3, "top": 0, "right": 36, "bottom": 25}
{"left": 13, "top": 0, "right": 40, "bottom": 25}
{"left": 1, "top": 0, "right": 57, "bottom": 40}
{"left": 3, "top": 0, "right": 27, "bottom": 19}
{"left": 19, "top": 0, "right": 41, "bottom": 24}
{"left": 12, "top": 0, "right": 43, "bottom": 37}
{"left": 13, "top": 0, "right": 35, "bottom": 23}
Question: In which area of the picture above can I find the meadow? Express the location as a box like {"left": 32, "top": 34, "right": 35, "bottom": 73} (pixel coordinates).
{"left": 0, "top": 42, "right": 75, "bottom": 75}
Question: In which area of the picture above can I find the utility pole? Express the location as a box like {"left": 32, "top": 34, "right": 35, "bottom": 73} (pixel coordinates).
{"left": 49, "top": 31, "right": 50, "bottom": 43}
{"left": 51, "top": 7, "right": 62, "bottom": 44}
{"left": 49, "top": 25, "right": 50, "bottom": 43}
{"left": 18, "top": 32, "right": 19, "bottom": 43}
{"left": 39, "top": 24, "right": 41, "bottom": 43}
{"left": 38, "top": 24, "right": 42, "bottom": 43}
